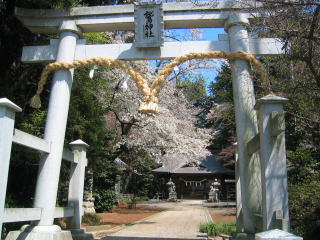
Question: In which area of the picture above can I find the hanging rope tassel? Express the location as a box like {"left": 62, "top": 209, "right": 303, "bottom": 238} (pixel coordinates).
{"left": 29, "top": 57, "right": 150, "bottom": 110}
{"left": 30, "top": 51, "right": 271, "bottom": 113}
{"left": 30, "top": 94, "right": 42, "bottom": 109}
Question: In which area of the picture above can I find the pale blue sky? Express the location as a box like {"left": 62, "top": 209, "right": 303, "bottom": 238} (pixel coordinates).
{"left": 166, "top": 28, "right": 226, "bottom": 94}
{"left": 168, "top": 28, "right": 225, "bottom": 41}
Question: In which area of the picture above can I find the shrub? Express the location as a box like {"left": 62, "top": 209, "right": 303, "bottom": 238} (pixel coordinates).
{"left": 92, "top": 158, "right": 120, "bottom": 213}
{"left": 133, "top": 196, "right": 149, "bottom": 202}
{"left": 82, "top": 213, "right": 102, "bottom": 225}
{"left": 93, "top": 189, "right": 117, "bottom": 212}
{"left": 199, "top": 222, "right": 236, "bottom": 236}
{"left": 289, "top": 178, "right": 320, "bottom": 240}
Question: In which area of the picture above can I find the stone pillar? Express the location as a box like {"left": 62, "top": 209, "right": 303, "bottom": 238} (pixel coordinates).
{"left": 67, "top": 140, "right": 93, "bottom": 240}
{"left": 0, "top": 99, "right": 22, "bottom": 235}
{"left": 33, "top": 20, "right": 81, "bottom": 227}
{"left": 255, "top": 95, "right": 289, "bottom": 232}
{"left": 68, "top": 140, "right": 88, "bottom": 229}
{"left": 225, "top": 13, "right": 262, "bottom": 234}
{"left": 115, "top": 175, "right": 121, "bottom": 201}
{"left": 234, "top": 142, "right": 244, "bottom": 233}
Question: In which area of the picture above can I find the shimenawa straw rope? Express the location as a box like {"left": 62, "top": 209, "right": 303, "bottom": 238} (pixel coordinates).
{"left": 30, "top": 51, "right": 271, "bottom": 113}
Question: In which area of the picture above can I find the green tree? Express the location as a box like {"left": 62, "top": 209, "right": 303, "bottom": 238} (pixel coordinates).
{"left": 93, "top": 159, "right": 120, "bottom": 212}
{"left": 287, "top": 147, "right": 319, "bottom": 185}
{"left": 118, "top": 147, "right": 161, "bottom": 198}
{"left": 196, "top": 63, "right": 236, "bottom": 168}
{"left": 288, "top": 178, "right": 320, "bottom": 238}
{"left": 176, "top": 75, "right": 207, "bottom": 104}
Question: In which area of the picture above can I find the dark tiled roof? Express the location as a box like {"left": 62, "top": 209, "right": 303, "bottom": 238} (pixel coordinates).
{"left": 173, "top": 167, "right": 214, "bottom": 174}
{"left": 152, "top": 155, "right": 233, "bottom": 174}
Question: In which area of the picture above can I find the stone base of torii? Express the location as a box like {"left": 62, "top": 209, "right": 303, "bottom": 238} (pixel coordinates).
{"left": 1, "top": 2, "right": 303, "bottom": 240}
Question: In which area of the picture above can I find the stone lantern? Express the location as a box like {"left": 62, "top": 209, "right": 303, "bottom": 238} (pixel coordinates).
{"left": 83, "top": 170, "right": 96, "bottom": 214}
{"left": 166, "top": 178, "right": 177, "bottom": 201}
{"left": 208, "top": 178, "right": 221, "bottom": 202}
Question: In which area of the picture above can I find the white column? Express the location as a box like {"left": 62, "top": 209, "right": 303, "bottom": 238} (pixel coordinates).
{"left": 234, "top": 142, "right": 244, "bottom": 233}
{"left": 0, "top": 99, "right": 22, "bottom": 235}
{"left": 225, "top": 13, "right": 261, "bottom": 233}
{"left": 33, "top": 20, "right": 81, "bottom": 226}
{"left": 67, "top": 140, "right": 89, "bottom": 230}
{"left": 255, "top": 95, "right": 289, "bottom": 231}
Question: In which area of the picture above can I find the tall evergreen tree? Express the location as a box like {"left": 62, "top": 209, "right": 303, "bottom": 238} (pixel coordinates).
{"left": 196, "top": 63, "right": 236, "bottom": 168}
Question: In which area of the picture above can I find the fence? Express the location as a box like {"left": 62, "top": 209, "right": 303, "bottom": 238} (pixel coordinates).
{"left": 0, "top": 98, "right": 88, "bottom": 238}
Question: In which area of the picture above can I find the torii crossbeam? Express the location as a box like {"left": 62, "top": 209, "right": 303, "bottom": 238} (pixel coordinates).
{"left": 17, "top": 2, "right": 283, "bottom": 62}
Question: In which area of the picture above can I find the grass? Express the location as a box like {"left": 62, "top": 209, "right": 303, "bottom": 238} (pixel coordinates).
{"left": 199, "top": 221, "right": 236, "bottom": 236}
{"left": 82, "top": 213, "right": 102, "bottom": 225}
{"left": 132, "top": 196, "right": 149, "bottom": 202}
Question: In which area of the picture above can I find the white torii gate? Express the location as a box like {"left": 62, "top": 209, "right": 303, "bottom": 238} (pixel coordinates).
{"left": 3, "top": 1, "right": 297, "bottom": 240}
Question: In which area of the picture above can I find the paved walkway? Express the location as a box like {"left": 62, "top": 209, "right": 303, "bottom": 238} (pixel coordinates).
{"left": 104, "top": 200, "right": 211, "bottom": 240}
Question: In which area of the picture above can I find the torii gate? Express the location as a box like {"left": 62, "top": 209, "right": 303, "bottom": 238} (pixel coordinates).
{"left": 4, "top": 1, "right": 297, "bottom": 240}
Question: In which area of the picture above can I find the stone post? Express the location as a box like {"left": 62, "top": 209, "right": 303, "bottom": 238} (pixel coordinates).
{"left": 115, "top": 175, "right": 121, "bottom": 201}
{"left": 255, "top": 95, "right": 289, "bottom": 232}
{"left": 234, "top": 142, "right": 244, "bottom": 233}
{"left": 0, "top": 99, "right": 22, "bottom": 235}
{"left": 33, "top": 20, "right": 81, "bottom": 228}
{"left": 67, "top": 140, "right": 93, "bottom": 240}
{"left": 225, "top": 13, "right": 262, "bottom": 234}
{"left": 68, "top": 140, "right": 88, "bottom": 229}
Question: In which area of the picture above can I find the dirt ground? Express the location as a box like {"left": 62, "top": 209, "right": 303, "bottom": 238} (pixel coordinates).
{"left": 208, "top": 208, "right": 236, "bottom": 223}
{"left": 83, "top": 203, "right": 235, "bottom": 239}
{"left": 96, "top": 204, "right": 165, "bottom": 225}
{"left": 83, "top": 204, "right": 166, "bottom": 238}
{"left": 84, "top": 204, "right": 236, "bottom": 227}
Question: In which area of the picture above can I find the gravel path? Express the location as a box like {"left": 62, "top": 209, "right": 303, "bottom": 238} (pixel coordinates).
{"left": 104, "top": 200, "right": 211, "bottom": 240}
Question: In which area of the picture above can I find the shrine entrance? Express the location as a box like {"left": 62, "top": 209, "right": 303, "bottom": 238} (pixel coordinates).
{"left": 153, "top": 155, "right": 235, "bottom": 200}
{"left": 175, "top": 176, "right": 213, "bottom": 200}
{"left": 0, "top": 1, "right": 299, "bottom": 240}
{"left": 174, "top": 177, "right": 236, "bottom": 201}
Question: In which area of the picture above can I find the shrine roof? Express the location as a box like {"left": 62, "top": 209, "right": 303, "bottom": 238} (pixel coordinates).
{"left": 173, "top": 167, "right": 220, "bottom": 174}
{"left": 152, "top": 155, "right": 233, "bottom": 175}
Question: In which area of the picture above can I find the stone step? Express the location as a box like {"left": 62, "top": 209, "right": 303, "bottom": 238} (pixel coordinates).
{"left": 105, "top": 236, "right": 208, "bottom": 240}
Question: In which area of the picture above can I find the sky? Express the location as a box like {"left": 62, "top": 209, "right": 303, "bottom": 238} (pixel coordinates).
{"left": 164, "top": 27, "right": 226, "bottom": 94}
{"left": 170, "top": 28, "right": 225, "bottom": 41}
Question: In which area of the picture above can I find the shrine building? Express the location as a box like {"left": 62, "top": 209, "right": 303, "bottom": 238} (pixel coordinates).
{"left": 152, "top": 154, "right": 235, "bottom": 200}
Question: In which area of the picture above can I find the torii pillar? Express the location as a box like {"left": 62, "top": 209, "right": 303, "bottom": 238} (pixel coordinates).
{"left": 5, "top": 21, "right": 82, "bottom": 240}
{"left": 225, "top": 13, "right": 262, "bottom": 235}
{"left": 33, "top": 20, "right": 81, "bottom": 227}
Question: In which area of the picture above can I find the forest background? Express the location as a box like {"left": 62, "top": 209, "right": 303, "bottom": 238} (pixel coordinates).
{"left": 0, "top": 0, "right": 319, "bottom": 240}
